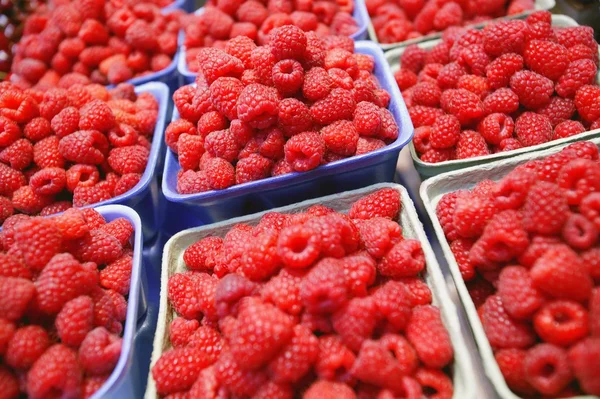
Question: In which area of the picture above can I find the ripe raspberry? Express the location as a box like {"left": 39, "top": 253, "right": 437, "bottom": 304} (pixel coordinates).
{"left": 522, "top": 181, "right": 569, "bottom": 235}
{"left": 433, "top": 2, "right": 463, "bottom": 31}
{"left": 537, "top": 96, "right": 576, "bottom": 126}
{"left": 355, "top": 217, "right": 402, "bottom": 259}
{"left": 555, "top": 26, "right": 596, "bottom": 51}
{"left": 411, "top": 82, "right": 442, "bottom": 107}
{"left": 483, "top": 20, "right": 528, "bottom": 57}
{"left": 556, "top": 59, "right": 597, "bottom": 98}
{"left": 557, "top": 159, "right": 600, "bottom": 207}
{"left": 0, "top": 116, "right": 20, "bottom": 149}
{"left": 152, "top": 347, "right": 213, "bottom": 395}
{"left": 581, "top": 192, "right": 600, "bottom": 231}
{"left": 299, "top": 257, "right": 348, "bottom": 314}
{"left": 457, "top": 75, "right": 490, "bottom": 99}
{"left": 515, "top": 112, "right": 552, "bottom": 147}
{"left": 277, "top": 98, "right": 312, "bottom": 137}
{"left": 510, "top": 70, "right": 554, "bottom": 110}
{"left": 353, "top": 101, "right": 381, "bottom": 137}
{"left": 235, "top": 154, "right": 273, "bottom": 184}
{"left": 452, "top": 192, "right": 496, "bottom": 238}
{"left": 5, "top": 325, "right": 49, "bottom": 370}
{"left": 99, "top": 255, "right": 132, "bottom": 295}
{"left": 569, "top": 337, "right": 600, "bottom": 395}
{"left": 524, "top": 344, "right": 573, "bottom": 395}
{"left": 271, "top": 59, "right": 304, "bottom": 96}
{"left": 321, "top": 120, "right": 359, "bottom": 156}
{"left": 350, "top": 339, "right": 406, "bottom": 393}
{"left": 450, "top": 239, "right": 475, "bottom": 281}
{"left": 534, "top": 300, "right": 589, "bottom": 347}
{"left": 274, "top": 224, "right": 319, "bottom": 269}
{"left": 408, "top": 105, "right": 444, "bottom": 128}
{"left": 477, "top": 113, "right": 514, "bottom": 145}
{"left": 400, "top": 45, "right": 427, "bottom": 74}
{"left": 13, "top": 217, "right": 62, "bottom": 271}
{"left": 183, "top": 237, "right": 223, "bottom": 273}
{"left": 405, "top": 305, "right": 453, "bottom": 368}
{"left": 270, "top": 25, "right": 307, "bottom": 61}
{"left": 394, "top": 68, "right": 418, "bottom": 91}
{"left": 204, "top": 129, "right": 238, "bottom": 163}
{"left": 78, "top": 327, "right": 122, "bottom": 375}
{"left": 314, "top": 335, "right": 355, "bottom": 381}
{"left": 523, "top": 40, "right": 569, "bottom": 81}
{"left": 284, "top": 131, "right": 325, "bottom": 172}
{"left": 55, "top": 295, "right": 94, "bottom": 347}
{"left": 58, "top": 130, "right": 109, "bottom": 165}
{"left": 310, "top": 88, "right": 356, "bottom": 125}
{"left": 378, "top": 239, "right": 424, "bottom": 278}
{"left": 373, "top": 280, "right": 411, "bottom": 330}
{"left": 0, "top": 277, "right": 35, "bottom": 322}
{"left": 530, "top": 245, "right": 592, "bottom": 302}
{"left": 574, "top": 84, "right": 600, "bottom": 123}
{"left": 268, "top": 324, "right": 318, "bottom": 383}
{"left": 331, "top": 296, "right": 377, "bottom": 351}
{"left": 455, "top": 130, "right": 490, "bottom": 159}
{"left": 214, "top": 274, "right": 257, "bottom": 318}
{"left": 22, "top": 117, "right": 51, "bottom": 143}
{"left": 107, "top": 145, "right": 149, "bottom": 175}
{"left": 356, "top": 137, "right": 386, "bottom": 155}
{"left": 495, "top": 349, "right": 534, "bottom": 395}
{"left": 169, "top": 318, "right": 199, "bottom": 349}
{"left": 482, "top": 88, "right": 520, "bottom": 115}
{"left": 428, "top": 114, "right": 460, "bottom": 149}
{"left": 348, "top": 188, "right": 400, "bottom": 220}
{"left": 236, "top": 83, "right": 279, "bottom": 129}
{"left": 567, "top": 43, "right": 598, "bottom": 64}
{"left": 196, "top": 48, "right": 244, "bottom": 85}
{"left": 304, "top": 381, "right": 355, "bottom": 399}
{"left": 440, "top": 88, "right": 484, "bottom": 126}
{"left": 27, "top": 344, "right": 82, "bottom": 399}
{"left": 496, "top": 266, "right": 544, "bottom": 320}
{"left": 414, "top": 369, "right": 454, "bottom": 399}
{"left": 480, "top": 295, "right": 536, "bottom": 350}
{"left": 29, "top": 167, "right": 67, "bottom": 196}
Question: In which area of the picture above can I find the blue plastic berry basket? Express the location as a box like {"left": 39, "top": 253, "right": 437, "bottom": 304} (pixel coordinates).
{"left": 161, "top": 40, "right": 414, "bottom": 236}
{"left": 176, "top": 0, "right": 370, "bottom": 85}
{"left": 162, "top": 0, "right": 195, "bottom": 12}
{"left": 79, "top": 82, "right": 169, "bottom": 242}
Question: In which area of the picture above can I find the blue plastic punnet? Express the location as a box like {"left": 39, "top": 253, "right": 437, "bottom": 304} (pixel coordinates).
{"left": 162, "top": 0, "right": 195, "bottom": 12}
{"left": 161, "top": 40, "right": 414, "bottom": 235}
{"left": 177, "top": 0, "right": 370, "bottom": 84}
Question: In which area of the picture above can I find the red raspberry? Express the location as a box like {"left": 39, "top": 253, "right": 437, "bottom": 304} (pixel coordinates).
{"left": 356, "top": 137, "right": 386, "bottom": 155}
{"left": 408, "top": 106, "right": 443, "bottom": 128}
{"left": 204, "top": 129, "right": 238, "bottom": 163}
{"left": 456, "top": 130, "right": 489, "bottom": 159}
{"left": 187, "top": 325, "right": 223, "bottom": 363}
{"left": 478, "top": 113, "right": 514, "bottom": 145}
{"left": 524, "top": 344, "right": 573, "bottom": 395}
{"left": 274, "top": 224, "right": 319, "bottom": 269}
{"left": 13, "top": 217, "right": 62, "bottom": 272}
{"left": 0, "top": 90, "right": 39, "bottom": 124}
{"left": 300, "top": 257, "right": 348, "bottom": 314}
{"left": 5, "top": 325, "right": 49, "bottom": 370}
{"left": 498, "top": 138, "right": 523, "bottom": 152}
{"left": 0, "top": 137, "right": 32, "bottom": 170}
{"left": 497, "top": 266, "right": 544, "bottom": 320}
{"left": 350, "top": 339, "right": 406, "bottom": 393}
{"left": 271, "top": 59, "right": 304, "bottom": 96}
{"left": 400, "top": 45, "right": 427, "bottom": 74}
{"left": 58, "top": 130, "right": 108, "bottom": 165}
{"left": 0, "top": 116, "right": 21, "bottom": 148}
{"left": 99, "top": 218, "right": 133, "bottom": 247}
{"left": 555, "top": 26, "right": 596, "bottom": 51}
{"left": 495, "top": 349, "right": 534, "bottom": 395}
{"left": 433, "top": 2, "right": 463, "bottom": 31}
{"left": 250, "top": 45, "right": 276, "bottom": 86}
{"left": 555, "top": 59, "right": 597, "bottom": 98}
{"left": 107, "top": 145, "right": 149, "bottom": 175}
{"left": 373, "top": 280, "right": 411, "bottom": 330}
{"left": 412, "top": 126, "right": 432, "bottom": 154}
{"left": 208, "top": 78, "right": 243, "bottom": 121}
{"left": 0, "top": 163, "right": 25, "bottom": 197}
{"left": 270, "top": 25, "right": 307, "bottom": 61}
{"left": 515, "top": 235, "right": 560, "bottom": 269}
{"left": 339, "top": 252, "right": 376, "bottom": 297}
{"left": 235, "top": 154, "right": 273, "bottom": 184}
{"left": 378, "top": 239, "right": 424, "bottom": 278}
{"left": 569, "top": 337, "right": 600, "bottom": 395}
{"left": 452, "top": 192, "right": 496, "bottom": 238}
{"left": 23, "top": 117, "right": 52, "bottom": 143}
{"left": 321, "top": 120, "right": 359, "bottom": 156}
{"left": 534, "top": 300, "right": 589, "bottom": 347}
{"left": 450, "top": 238, "right": 475, "bottom": 281}
{"left": 82, "top": 375, "right": 108, "bottom": 399}
{"left": 581, "top": 192, "right": 600, "bottom": 231}
{"left": 108, "top": 124, "right": 139, "bottom": 148}
{"left": 99, "top": 256, "right": 132, "bottom": 295}
{"left": 574, "top": 84, "right": 600, "bottom": 123}
{"left": 229, "top": 297, "right": 293, "bottom": 369}
{"left": 457, "top": 75, "right": 489, "bottom": 99}
{"left": 0, "top": 252, "right": 31, "bottom": 279}
{"left": 567, "top": 43, "right": 598, "bottom": 64}
{"left": 27, "top": 344, "right": 82, "bottom": 399}
{"left": 0, "top": 277, "right": 34, "bottom": 321}
{"left": 29, "top": 167, "right": 66, "bottom": 196}
{"left": 237, "top": 229, "right": 280, "bottom": 281}
{"left": 283, "top": 131, "right": 325, "bottom": 172}
{"left": 71, "top": 185, "right": 111, "bottom": 207}
{"left": 260, "top": 269, "right": 302, "bottom": 317}
{"left": 56, "top": 295, "right": 94, "bottom": 347}
{"left": 355, "top": 217, "right": 402, "bottom": 259}
{"left": 214, "top": 349, "right": 267, "bottom": 396}
{"left": 394, "top": 68, "right": 418, "bottom": 91}
{"left": 411, "top": 82, "right": 442, "bottom": 107}
{"left": 415, "top": 369, "right": 454, "bottom": 399}
{"left": 197, "top": 112, "right": 227, "bottom": 140}
{"left": 0, "top": 365, "right": 19, "bottom": 398}
{"left": 405, "top": 304, "right": 453, "bottom": 369}
{"left": 483, "top": 20, "right": 528, "bottom": 57}
{"left": 557, "top": 159, "right": 600, "bottom": 206}
{"left": 353, "top": 101, "right": 381, "bottom": 137}
{"left": 436, "top": 62, "right": 465, "bottom": 90}
{"left": 268, "top": 324, "right": 318, "bottom": 383}
{"left": 348, "top": 188, "right": 400, "bottom": 220}
{"left": 536, "top": 96, "right": 576, "bottom": 126}
{"left": 183, "top": 237, "right": 223, "bottom": 273}
{"left": 169, "top": 318, "right": 199, "bottom": 348}
{"left": 482, "top": 88, "right": 519, "bottom": 115}
{"left": 71, "top": 228, "right": 123, "bottom": 265}
{"left": 277, "top": 98, "right": 312, "bottom": 137}
{"left": 168, "top": 272, "right": 211, "bottom": 319}
{"left": 124, "top": 20, "right": 157, "bottom": 52}
{"left": 440, "top": 88, "right": 484, "bottom": 126}
{"left": 51, "top": 107, "right": 80, "bottom": 139}
{"left": 522, "top": 181, "right": 569, "bottom": 235}
{"left": 78, "top": 327, "right": 122, "bottom": 375}
{"left": 523, "top": 40, "right": 569, "bottom": 81}
{"left": 332, "top": 296, "right": 378, "bottom": 351}
{"left": 310, "top": 88, "right": 355, "bottom": 125}
{"left": 510, "top": 70, "right": 554, "bottom": 110}
{"left": 531, "top": 245, "right": 592, "bottom": 302}
{"left": 480, "top": 295, "right": 536, "bottom": 350}
{"left": 152, "top": 347, "right": 213, "bottom": 395}
{"left": 428, "top": 114, "right": 460, "bottom": 149}
{"left": 196, "top": 48, "right": 244, "bottom": 85}
{"left": 515, "top": 112, "right": 552, "bottom": 147}
{"left": 304, "top": 381, "right": 355, "bottom": 399}
{"left": 314, "top": 335, "right": 355, "bottom": 381}
{"left": 236, "top": 83, "right": 279, "bottom": 129}
{"left": 435, "top": 190, "right": 466, "bottom": 242}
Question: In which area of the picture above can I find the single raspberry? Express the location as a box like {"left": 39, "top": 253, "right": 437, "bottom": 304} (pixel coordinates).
{"left": 523, "top": 40, "right": 569, "bottom": 81}
{"left": 107, "top": 145, "right": 149, "bottom": 175}
{"left": 478, "top": 113, "right": 514, "bottom": 145}
{"left": 355, "top": 217, "right": 402, "bottom": 259}
{"left": 440, "top": 88, "right": 484, "bottom": 126}
{"left": 554, "top": 120, "right": 585, "bottom": 139}
{"left": 0, "top": 252, "right": 31, "bottom": 279}
{"left": 428, "top": 114, "right": 460, "bottom": 149}
{"left": 270, "top": 25, "right": 307, "bottom": 61}
{"left": 277, "top": 98, "right": 312, "bottom": 137}
{"left": 510, "top": 70, "right": 554, "bottom": 110}
{"left": 271, "top": 59, "right": 304, "bottom": 96}
{"left": 235, "top": 154, "right": 273, "bottom": 184}
{"left": 537, "top": 96, "right": 576, "bottom": 126}
{"left": 433, "top": 2, "right": 463, "bottom": 31}
{"left": 533, "top": 300, "right": 589, "bottom": 347}
{"left": 524, "top": 344, "right": 573, "bottom": 395}
{"left": 569, "top": 337, "right": 600, "bottom": 395}
{"left": 207, "top": 78, "right": 243, "bottom": 121}
{"left": 377, "top": 239, "right": 424, "bottom": 278}
{"left": 515, "top": 112, "right": 552, "bottom": 147}
{"left": 29, "top": 167, "right": 67, "bottom": 196}
{"left": 555, "top": 59, "right": 597, "bottom": 98}
{"left": 457, "top": 75, "right": 490, "bottom": 99}
{"left": 71, "top": 185, "right": 111, "bottom": 207}
{"left": 455, "top": 130, "right": 489, "bottom": 159}
{"left": 555, "top": 26, "right": 596, "bottom": 51}
{"left": 236, "top": 83, "right": 279, "bottom": 129}
{"left": 314, "top": 335, "right": 355, "bottom": 382}
{"left": 480, "top": 295, "right": 536, "bottom": 350}
{"left": 405, "top": 305, "right": 453, "bottom": 368}
{"left": 22, "top": 117, "right": 51, "bottom": 143}
{"left": 5, "top": 325, "right": 49, "bottom": 370}
{"left": 574, "top": 84, "right": 600, "bottom": 123}
{"left": 260, "top": 269, "right": 303, "bottom": 316}
{"left": 196, "top": 48, "right": 244, "bottom": 85}
{"left": 204, "top": 129, "right": 238, "bottom": 163}
{"left": 567, "top": 43, "right": 598, "bottom": 64}
{"left": 373, "top": 280, "right": 411, "bottom": 330}
{"left": 415, "top": 369, "right": 454, "bottom": 399}
{"left": 497, "top": 266, "right": 544, "bottom": 320}
{"left": 408, "top": 105, "right": 444, "bottom": 128}
{"left": 411, "top": 82, "right": 442, "bottom": 108}
{"left": 238, "top": 229, "right": 281, "bottom": 281}
{"left": 268, "top": 324, "right": 318, "bottom": 383}
{"left": 78, "top": 327, "right": 122, "bottom": 375}
{"left": 482, "top": 20, "right": 528, "bottom": 57}
{"left": 0, "top": 277, "right": 35, "bottom": 322}
{"left": 332, "top": 296, "right": 378, "bottom": 351}
{"left": 350, "top": 339, "right": 406, "bottom": 393}
{"left": 310, "top": 88, "right": 356, "bottom": 125}
{"left": 347, "top": 188, "right": 400, "bottom": 220}
{"left": 0, "top": 137, "right": 30, "bottom": 171}
{"left": 55, "top": 295, "right": 94, "bottom": 347}
{"left": 214, "top": 274, "right": 257, "bottom": 318}
{"left": 452, "top": 192, "right": 496, "bottom": 238}
{"left": 394, "top": 68, "right": 418, "bottom": 91}
{"left": 435, "top": 190, "right": 466, "bottom": 242}
{"left": 522, "top": 181, "right": 570, "bottom": 235}
{"left": 13, "top": 217, "right": 62, "bottom": 271}
{"left": 496, "top": 349, "right": 534, "bottom": 395}
{"left": 321, "top": 120, "right": 359, "bottom": 156}
{"left": 283, "top": 131, "right": 325, "bottom": 172}
{"left": 352, "top": 101, "right": 381, "bottom": 137}
{"left": 581, "top": 192, "right": 600, "bottom": 231}
{"left": 187, "top": 325, "right": 223, "bottom": 365}
{"left": 152, "top": 347, "right": 213, "bottom": 395}
{"left": 482, "top": 88, "right": 520, "bottom": 115}
{"left": 300, "top": 258, "right": 348, "bottom": 314}
{"left": 98, "top": 255, "right": 132, "bottom": 295}
{"left": 304, "top": 381, "right": 355, "bottom": 399}
{"left": 400, "top": 45, "right": 427, "bottom": 74}
{"left": 58, "top": 130, "right": 109, "bottom": 165}
{"left": 557, "top": 159, "right": 600, "bottom": 207}
{"left": 530, "top": 245, "right": 592, "bottom": 303}
{"left": 449, "top": 238, "right": 475, "bottom": 281}
{"left": 275, "top": 224, "right": 319, "bottom": 269}
{"left": 27, "top": 344, "right": 82, "bottom": 399}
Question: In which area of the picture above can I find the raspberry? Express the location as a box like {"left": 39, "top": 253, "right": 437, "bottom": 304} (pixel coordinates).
{"left": 204, "top": 129, "right": 238, "bottom": 163}
{"left": 498, "top": 138, "right": 523, "bottom": 152}
{"left": 555, "top": 26, "right": 596, "bottom": 51}
{"left": 0, "top": 366, "right": 19, "bottom": 398}
{"left": 555, "top": 59, "right": 597, "bottom": 98}
{"left": 356, "top": 137, "right": 386, "bottom": 155}
{"left": 23, "top": 117, "right": 52, "bottom": 143}
{"left": 394, "top": 68, "right": 418, "bottom": 91}
{"left": 209, "top": 77, "right": 244, "bottom": 121}
{"left": 213, "top": 274, "right": 256, "bottom": 317}
{"left": 274, "top": 225, "right": 319, "bottom": 269}
{"left": 310, "top": 88, "right": 356, "bottom": 125}
{"left": 523, "top": 40, "right": 569, "bottom": 81}
{"left": 428, "top": 114, "right": 460, "bottom": 149}
{"left": 480, "top": 295, "right": 536, "bottom": 350}
{"left": 236, "top": 83, "right": 279, "bottom": 129}
{"left": 252, "top": 382, "right": 293, "bottom": 399}
{"left": 187, "top": 325, "right": 223, "bottom": 364}
{"left": 268, "top": 324, "right": 318, "bottom": 383}
{"left": 452, "top": 192, "right": 496, "bottom": 238}
{"left": 353, "top": 101, "right": 381, "bottom": 137}
{"left": 78, "top": 327, "right": 122, "bottom": 376}
{"left": 98, "top": 255, "right": 131, "bottom": 295}
{"left": 355, "top": 217, "right": 402, "bottom": 259}
{"left": 457, "top": 75, "right": 490, "bottom": 99}
{"left": 321, "top": 120, "right": 359, "bottom": 156}
{"left": 304, "top": 381, "right": 355, "bottom": 399}
{"left": 377, "top": 239, "right": 424, "bottom": 278}
{"left": 277, "top": 98, "right": 312, "bottom": 137}
{"left": 509, "top": 70, "right": 554, "bottom": 110}
{"left": 515, "top": 112, "right": 552, "bottom": 147}
{"left": 0, "top": 277, "right": 34, "bottom": 322}
{"left": 82, "top": 375, "right": 108, "bottom": 399}
{"left": 0, "top": 252, "right": 31, "bottom": 279}
{"left": 5, "top": 325, "right": 49, "bottom": 370}
{"left": 408, "top": 105, "right": 444, "bottom": 128}
{"left": 537, "top": 96, "right": 576, "bottom": 126}
{"left": 411, "top": 82, "right": 442, "bottom": 107}
{"left": 435, "top": 62, "right": 465, "bottom": 91}
{"left": 314, "top": 335, "right": 355, "bottom": 381}
{"left": 55, "top": 295, "right": 94, "bottom": 347}
{"left": 29, "top": 167, "right": 66, "bottom": 196}
{"left": 0, "top": 163, "right": 25, "bottom": 197}
{"left": 284, "top": 131, "right": 325, "bottom": 172}
{"left": 196, "top": 48, "right": 244, "bottom": 85}
{"left": 270, "top": 25, "right": 307, "bottom": 62}
{"left": 524, "top": 344, "right": 573, "bottom": 395}
{"left": 569, "top": 338, "right": 600, "bottom": 395}
{"left": 351, "top": 340, "right": 409, "bottom": 392}
{"left": 404, "top": 305, "right": 453, "bottom": 369}
{"left": 235, "top": 154, "right": 273, "bottom": 184}
{"left": 533, "top": 300, "right": 589, "bottom": 348}
{"left": 568, "top": 44, "right": 598, "bottom": 64}
{"left": 238, "top": 230, "right": 281, "bottom": 281}
{"left": 455, "top": 130, "right": 489, "bottom": 159}
{"left": 229, "top": 297, "right": 293, "bottom": 370}
{"left": 348, "top": 188, "right": 400, "bottom": 220}
{"left": 483, "top": 20, "right": 528, "bottom": 57}
{"left": 373, "top": 280, "right": 411, "bottom": 330}
{"left": 271, "top": 59, "right": 304, "bottom": 97}
{"left": 495, "top": 349, "right": 534, "bottom": 395}
{"left": 259, "top": 269, "right": 302, "bottom": 316}
{"left": 400, "top": 45, "right": 427, "bottom": 74}
{"left": 58, "top": 130, "right": 109, "bottom": 166}
{"left": 522, "top": 181, "right": 569, "bottom": 235}
{"left": 107, "top": 144, "right": 149, "bottom": 175}
{"left": 300, "top": 257, "right": 348, "bottom": 314}
{"left": 482, "top": 88, "right": 520, "bottom": 115}
{"left": 478, "top": 113, "right": 514, "bottom": 145}
{"left": 574, "top": 85, "right": 600, "bottom": 123}
{"left": 332, "top": 296, "right": 378, "bottom": 351}
{"left": 197, "top": 112, "right": 228, "bottom": 140}
{"left": 436, "top": 190, "right": 465, "bottom": 242}
{"left": 328, "top": 68, "right": 354, "bottom": 90}
{"left": 449, "top": 238, "right": 475, "bottom": 281}
{"left": 557, "top": 159, "right": 600, "bottom": 206}
{"left": 496, "top": 265, "right": 544, "bottom": 321}
{"left": 553, "top": 120, "right": 586, "bottom": 141}
{"left": 27, "top": 344, "right": 82, "bottom": 399}
{"left": 0, "top": 116, "right": 21, "bottom": 148}
{"left": 433, "top": 2, "right": 463, "bottom": 31}
{"left": 14, "top": 217, "right": 62, "bottom": 271}
{"left": 415, "top": 369, "right": 454, "bottom": 399}
{"left": 152, "top": 347, "right": 213, "bottom": 395}
{"left": 440, "top": 88, "right": 484, "bottom": 126}
{"left": 530, "top": 245, "right": 592, "bottom": 303}
{"left": 581, "top": 192, "right": 600, "bottom": 231}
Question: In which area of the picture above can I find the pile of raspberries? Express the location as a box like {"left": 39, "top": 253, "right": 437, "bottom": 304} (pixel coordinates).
{"left": 9, "top": 0, "right": 184, "bottom": 88}
{"left": 0, "top": 81, "right": 159, "bottom": 225}
{"left": 166, "top": 25, "right": 399, "bottom": 194}
{"left": 436, "top": 141, "right": 600, "bottom": 396}
{"left": 0, "top": 208, "right": 135, "bottom": 399}
{"left": 392, "top": 11, "right": 600, "bottom": 163}
{"left": 182, "top": 0, "right": 360, "bottom": 73}
{"left": 367, "top": 0, "right": 534, "bottom": 44}
{"left": 152, "top": 188, "right": 455, "bottom": 398}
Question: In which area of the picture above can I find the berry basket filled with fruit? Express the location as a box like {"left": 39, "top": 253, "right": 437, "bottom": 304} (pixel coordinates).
{"left": 0, "top": 204, "right": 147, "bottom": 399}
{"left": 367, "top": 0, "right": 554, "bottom": 50}
{"left": 145, "top": 183, "right": 474, "bottom": 399}
{"left": 387, "top": 13, "right": 600, "bottom": 178}
{"left": 421, "top": 139, "right": 600, "bottom": 399}
{"left": 161, "top": 30, "right": 413, "bottom": 234}
{"left": 176, "top": 0, "right": 371, "bottom": 84}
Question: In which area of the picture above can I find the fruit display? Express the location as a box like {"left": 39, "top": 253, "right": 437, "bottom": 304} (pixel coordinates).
{"left": 168, "top": 26, "right": 400, "bottom": 194}
{"left": 0, "top": 208, "right": 135, "bottom": 398}
{"left": 367, "top": 0, "right": 535, "bottom": 44}
{"left": 0, "top": 81, "right": 160, "bottom": 224}
{"left": 435, "top": 141, "right": 600, "bottom": 397}
{"left": 151, "top": 188, "right": 456, "bottom": 398}
{"left": 9, "top": 0, "right": 184, "bottom": 88}
{"left": 181, "top": 0, "right": 361, "bottom": 73}
{"left": 391, "top": 11, "right": 600, "bottom": 163}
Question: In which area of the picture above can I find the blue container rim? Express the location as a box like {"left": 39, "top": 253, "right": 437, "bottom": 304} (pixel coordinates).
{"left": 89, "top": 205, "right": 144, "bottom": 399}
{"left": 176, "top": 0, "right": 370, "bottom": 80}
{"left": 163, "top": 40, "right": 414, "bottom": 205}
{"left": 161, "top": 0, "right": 186, "bottom": 11}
